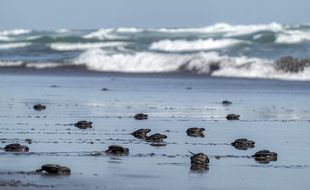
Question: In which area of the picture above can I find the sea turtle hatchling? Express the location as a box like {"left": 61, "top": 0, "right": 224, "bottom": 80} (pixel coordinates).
{"left": 105, "top": 145, "right": 129, "bottom": 155}
{"left": 186, "top": 127, "right": 205, "bottom": 137}
{"left": 252, "top": 150, "right": 278, "bottom": 163}
{"left": 74, "top": 120, "right": 92, "bottom": 129}
{"left": 134, "top": 113, "right": 148, "bottom": 120}
{"left": 226, "top": 114, "right": 240, "bottom": 120}
{"left": 36, "top": 164, "right": 71, "bottom": 175}
{"left": 190, "top": 152, "right": 209, "bottom": 165}
{"left": 222, "top": 100, "right": 232, "bottom": 105}
{"left": 4, "top": 143, "right": 29, "bottom": 152}
{"left": 189, "top": 152, "right": 209, "bottom": 172}
{"left": 131, "top": 128, "right": 151, "bottom": 139}
{"left": 33, "top": 104, "right": 46, "bottom": 111}
{"left": 145, "top": 133, "right": 167, "bottom": 142}
{"left": 231, "top": 138, "right": 255, "bottom": 150}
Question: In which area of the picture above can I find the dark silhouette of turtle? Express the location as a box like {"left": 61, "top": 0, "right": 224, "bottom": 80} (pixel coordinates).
{"left": 36, "top": 164, "right": 71, "bottom": 175}
{"left": 105, "top": 145, "right": 129, "bottom": 155}
{"left": 145, "top": 133, "right": 167, "bottom": 142}
{"left": 189, "top": 152, "right": 209, "bottom": 172}
{"left": 222, "top": 100, "right": 232, "bottom": 105}
{"left": 190, "top": 152, "right": 209, "bottom": 165}
{"left": 74, "top": 120, "right": 92, "bottom": 129}
{"left": 131, "top": 128, "right": 151, "bottom": 139}
{"left": 231, "top": 138, "right": 255, "bottom": 150}
{"left": 4, "top": 143, "right": 29, "bottom": 152}
{"left": 33, "top": 104, "right": 46, "bottom": 111}
{"left": 226, "top": 114, "right": 240, "bottom": 120}
{"left": 101, "top": 88, "right": 109, "bottom": 91}
{"left": 186, "top": 128, "right": 205, "bottom": 137}
{"left": 252, "top": 150, "right": 278, "bottom": 164}
{"left": 134, "top": 113, "right": 148, "bottom": 120}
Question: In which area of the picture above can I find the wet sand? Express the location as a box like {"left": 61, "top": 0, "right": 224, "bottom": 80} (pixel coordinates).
{"left": 0, "top": 73, "right": 309, "bottom": 190}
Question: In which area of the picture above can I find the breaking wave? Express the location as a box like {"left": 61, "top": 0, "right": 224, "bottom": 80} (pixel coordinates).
{"left": 0, "top": 42, "right": 32, "bottom": 49}
{"left": 72, "top": 49, "right": 310, "bottom": 81}
{"left": 0, "top": 29, "right": 31, "bottom": 36}
{"left": 1, "top": 23, "right": 310, "bottom": 81}
{"left": 275, "top": 30, "right": 310, "bottom": 44}
{"left": 49, "top": 42, "right": 127, "bottom": 51}
{"left": 149, "top": 38, "right": 247, "bottom": 51}
{"left": 83, "top": 29, "right": 127, "bottom": 40}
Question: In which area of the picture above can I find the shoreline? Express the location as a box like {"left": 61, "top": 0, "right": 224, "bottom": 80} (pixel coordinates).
{"left": 0, "top": 66, "right": 310, "bottom": 84}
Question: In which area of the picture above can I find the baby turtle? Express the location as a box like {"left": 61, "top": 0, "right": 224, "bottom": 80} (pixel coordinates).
{"left": 105, "top": 145, "right": 129, "bottom": 155}
{"left": 74, "top": 120, "right": 92, "bottom": 129}
{"left": 134, "top": 113, "right": 148, "bottom": 120}
{"left": 101, "top": 88, "right": 109, "bottom": 91}
{"left": 226, "top": 114, "right": 240, "bottom": 120}
{"left": 145, "top": 133, "right": 167, "bottom": 142}
{"left": 33, "top": 104, "right": 46, "bottom": 111}
{"left": 190, "top": 152, "right": 209, "bottom": 165}
{"left": 189, "top": 152, "right": 209, "bottom": 172}
{"left": 186, "top": 127, "right": 205, "bottom": 137}
{"left": 131, "top": 128, "right": 151, "bottom": 139}
{"left": 252, "top": 150, "right": 278, "bottom": 164}
{"left": 4, "top": 143, "right": 29, "bottom": 152}
{"left": 222, "top": 100, "right": 232, "bottom": 105}
{"left": 37, "top": 164, "right": 71, "bottom": 175}
{"left": 231, "top": 138, "right": 255, "bottom": 150}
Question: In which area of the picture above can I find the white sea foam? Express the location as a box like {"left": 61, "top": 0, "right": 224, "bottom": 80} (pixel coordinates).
{"left": 74, "top": 49, "right": 185, "bottom": 72}
{"left": 0, "top": 36, "right": 12, "bottom": 41}
{"left": 115, "top": 27, "right": 144, "bottom": 33}
{"left": 55, "top": 28, "right": 71, "bottom": 33}
{"left": 74, "top": 49, "right": 310, "bottom": 81}
{"left": 0, "top": 61, "right": 23, "bottom": 67}
{"left": 83, "top": 29, "right": 127, "bottom": 40}
{"left": 149, "top": 38, "right": 246, "bottom": 51}
{"left": 153, "top": 22, "right": 283, "bottom": 36}
{"left": 0, "top": 42, "right": 31, "bottom": 49}
{"left": 275, "top": 30, "right": 310, "bottom": 44}
{"left": 49, "top": 42, "right": 127, "bottom": 51}
{"left": 26, "top": 62, "right": 63, "bottom": 69}
{"left": 0, "top": 29, "right": 31, "bottom": 36}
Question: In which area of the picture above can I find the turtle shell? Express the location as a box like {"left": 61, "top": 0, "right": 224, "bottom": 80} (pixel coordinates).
{"left": 134, "top": 113, "right": 148, "bottom": 120}
{"left": 74, "top": 120, "right": 92, "bottom": 129}
{"left": 190, "top": 153, "right": 209, "bottom": 164}
{"left": 105, "top": 145, "right": 129, "bottom": 155}
{"left": 4, "top": 143, "right": 29, "bottom": 152}
{"left": 40, "top": 164, "right": 71, "bottom": 175}
{"left": 131, "top": 128, "right": 151, "bottom": 139}
{"left": 146, "top": 133, "right": 167, "bottom": 142}
{"left": 226, "top": 114, "right": 240, "bottom": 120}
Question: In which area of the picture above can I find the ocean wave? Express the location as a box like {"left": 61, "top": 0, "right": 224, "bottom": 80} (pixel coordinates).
{"left": 74, "top": 49, "right": 183, "bottom": 72}
{"left": 55, "top": 28, "right": 71, "bottom": 33}
{"left": 0, "top": 42, "right": 32, "bottom": 49}
{"left": 0, "top": 36, "right": 12, "bottom": 41}
{"left": 25, "top": 62, "right": 64, "bottom": 69}
{"left": 153, "top": 22, "right": 284, "bottom": 36}
{"left": 0, "top": 61, "right": 24, "bottom": 67}
{"left": 49, "top": 42, "right": 127, "bottom": 51}
{"left": 83, "top": 29, "right": 127, "bottom": 40}
{"left": 149, "top": 38, "right": 246, "bottom": 51}
{"left": 73, "top": 49, "right": 310, "bottom": 81}
{"left": 0, "top": 29, "right": 31, "bottom": 36}
{"left": 0, "top": 61, "right": 65, "bottom": 69}
{"left": 275, "top": 30, "right": 310, "bottom": 44}
{"left": 115, "top": 27, "right": 144, "bottom": 33}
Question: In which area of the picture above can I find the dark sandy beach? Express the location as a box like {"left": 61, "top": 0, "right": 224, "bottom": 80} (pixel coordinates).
{"left": 0, "top": 71, "right": 309, "bottom": 190}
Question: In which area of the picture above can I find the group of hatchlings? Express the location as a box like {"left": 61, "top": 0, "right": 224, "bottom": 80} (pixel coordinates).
{"left": 1, "top": 101, "right": 278, "bottom": 175}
